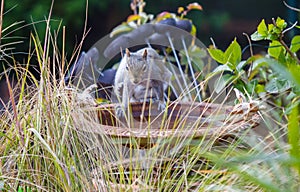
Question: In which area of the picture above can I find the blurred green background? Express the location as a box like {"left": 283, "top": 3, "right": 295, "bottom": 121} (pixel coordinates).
{"left": 1, "top": 0, "right": 299, "bottom": 65}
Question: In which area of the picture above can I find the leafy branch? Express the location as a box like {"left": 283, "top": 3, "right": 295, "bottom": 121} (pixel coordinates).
{"left": 251, "top": 17, "right": 300, "bottom": 64}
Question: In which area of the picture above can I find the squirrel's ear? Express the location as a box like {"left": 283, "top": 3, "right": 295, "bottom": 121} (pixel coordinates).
{"left": 125, "top": 48, "right": 131, "bottom": 57}
{"left": 142, "top": 49, "right": 147, "bottom": 59}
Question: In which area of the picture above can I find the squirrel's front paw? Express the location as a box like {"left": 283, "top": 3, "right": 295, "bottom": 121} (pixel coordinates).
{"left": 157, "top": 101, "right": 166, "bottom": 112}
{"left": 115, "top": 105, "right": 125, "bottom": 118}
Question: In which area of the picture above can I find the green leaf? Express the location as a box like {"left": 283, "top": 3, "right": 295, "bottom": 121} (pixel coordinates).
{"left": 191, "top": 24, "right": 197, "bottom": 36}
{"left": 268, "top": 24, "right": 274, "bottom": 33}
{"left": 290, "top": 35, "right": 300, "bottom": 53}
{"left": 286, "top": 91, "right": 297, "bottom": 101}
{"left": 180, "top": 45, "right": 206, "bottom": 72}
{"left": 109, "top": 23, "right": 134, "bottom": 38}
{"left": 207, "top": 48, "right": 226, "bottom": 64}
{"left": 214, "top": 74, "right": 235, "bottom": 93}
{"left": 267, "top": 33, "right": 279, "bottom": 41}
{"left": 224, "top": 38, "right": 241, "bottom": 69}
{"left": 251, "top": 31, "right": 264, "bottom": 41}
{"left": 245, "top": 79, "right": 258, "bottom": 94}
{"left": 251, "top": 57, "right": 272, "bottom": 70}
{"left": 248, "top": 57, "right": 268, "bottom": 80}
{"left": 265, "top": 77, "right": 292, "bottom": 93}
{"left": 268, "top": 40, "right": 284, "bottom": 59}
{"left": 266, "top": 57, "right": 300, "bottom": 89}
{"left": 276, "top": 17, "right": 287, "bottom": 30}
{"left": 257, "top": 19, "right": 268, "bottom": 36}
{"left": 212, "top": 64, "right": 233, "bottom": 73}
{"left": 255, "top": 84, "right": 265, "bottom": 94}
{"left": 272, "top": 27, "right": 282, "bottom": 36}
{"left": 191, "top": 58, "right": 204, "bottom": 72}
{"left": 205, "top": 64, "right": 232, "bottom": 84}
{"left": 236, "top": 61, "right": 247, "bottom": 72}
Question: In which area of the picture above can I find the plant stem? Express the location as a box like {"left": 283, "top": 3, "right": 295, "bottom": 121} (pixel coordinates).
{"left": 137, "top": 0, "right": 144, "bottom": 26}
{"left": 243, "top": 33, "right": 254, "bottom": 77}
{"left": 279, "top": 37, "right": 300, "bottom": 64}
{"left": 272, "top": 18, "right": 300, "bottom": 64}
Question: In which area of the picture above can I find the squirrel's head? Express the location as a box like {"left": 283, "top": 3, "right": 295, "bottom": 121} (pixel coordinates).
{"left": 125, "top": 48, "right": 149, "bottom": 84}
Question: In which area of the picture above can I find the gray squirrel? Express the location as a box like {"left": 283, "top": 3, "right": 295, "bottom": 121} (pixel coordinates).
{"left": 113, "top": 47, "right": 172, "bottom": 117}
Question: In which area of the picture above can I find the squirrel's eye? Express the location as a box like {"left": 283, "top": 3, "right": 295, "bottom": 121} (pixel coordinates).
{"left": 126, "top": 66, "right": 129, "bottom": 70}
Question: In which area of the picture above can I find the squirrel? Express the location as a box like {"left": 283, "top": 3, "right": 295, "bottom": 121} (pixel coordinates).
{"left": 113, "top": 47, "right": 172, "bottom": 117}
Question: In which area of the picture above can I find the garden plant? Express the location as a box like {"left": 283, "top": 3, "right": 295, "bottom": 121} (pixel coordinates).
{"left": 0, "top": 0, "right": 299, "bottom": 191}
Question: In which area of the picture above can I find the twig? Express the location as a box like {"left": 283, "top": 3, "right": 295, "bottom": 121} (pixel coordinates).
{"left": 283, "top": 1, "right": 300, "bottom": 12}
{"left": 243, "top": 33, "right": 254, "bottom": 77}
{"left": 279, "top": 37, "right": 299, "bottom": 63}
{"left": 243, "top": 33, "right": 253, "bottom": 58}
{"left": 210, "top": 37, "right": 216, "bottom": 48}
{"left": 282, "top": 21, "right": 298, "bottom": 34}
{"left": 272, "top": 18, "right": 300, "bottom": 64}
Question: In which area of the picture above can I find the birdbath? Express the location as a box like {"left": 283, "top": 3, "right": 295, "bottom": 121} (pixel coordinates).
{"left": 97, "top": 101, "right": 261, "bottom": 148}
